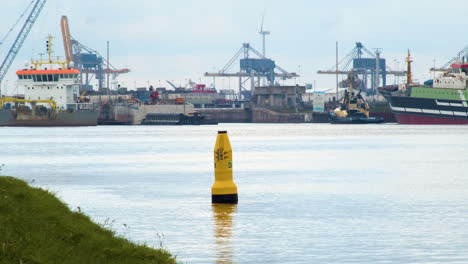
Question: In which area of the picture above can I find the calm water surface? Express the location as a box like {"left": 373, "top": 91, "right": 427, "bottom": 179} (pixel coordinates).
{"left": 1, "top": 124, "right": 468, "bottom": 264}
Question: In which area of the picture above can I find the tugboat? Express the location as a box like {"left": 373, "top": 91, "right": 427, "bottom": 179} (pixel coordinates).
{"left": 0, "top": 36, "right": 98, "bottom": 126}
{"left": 329, "top": 72, "right": 384, "bottom": 124}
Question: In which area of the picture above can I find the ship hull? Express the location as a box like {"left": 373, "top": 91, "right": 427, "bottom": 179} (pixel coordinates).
{"left": 0, "top": 109, "right": 98, "bottom": 127}
{"left": 394, "top": 113, "right": 468, "bottom": 124}
{"left": 385, "top": 95, "right": 468, "bottom": 125}
{"left": 329, "top": 115, "right": 385, "bottom": 124}
{"left": 369, "top": 103, "right": 397, "bottom": 122}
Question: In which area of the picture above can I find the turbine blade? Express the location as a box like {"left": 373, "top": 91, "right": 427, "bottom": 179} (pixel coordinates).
{"left": 260, "top": 13, "right": 265, "bottom": 32}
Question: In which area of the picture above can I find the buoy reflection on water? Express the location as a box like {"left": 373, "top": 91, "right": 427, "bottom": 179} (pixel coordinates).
{"left": 212, "top": 204, "right": 237, "bottom": 264}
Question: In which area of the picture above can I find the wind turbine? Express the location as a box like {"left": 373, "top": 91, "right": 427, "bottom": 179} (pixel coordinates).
{"left": 259, "top": 14, "right": 270, "bottom": 58}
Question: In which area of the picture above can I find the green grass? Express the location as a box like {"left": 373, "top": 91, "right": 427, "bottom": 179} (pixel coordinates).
{"left": 0, "top": 176, "right": 178, "bottom": 264}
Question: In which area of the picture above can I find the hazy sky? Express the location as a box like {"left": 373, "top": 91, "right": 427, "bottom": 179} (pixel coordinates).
{"left": 1, "top": 0, "right": 467, "bottom": 94}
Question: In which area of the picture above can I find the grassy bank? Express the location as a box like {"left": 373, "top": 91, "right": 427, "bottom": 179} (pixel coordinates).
{"left": 0, "top": 176, "right": 177, "bottom": 264}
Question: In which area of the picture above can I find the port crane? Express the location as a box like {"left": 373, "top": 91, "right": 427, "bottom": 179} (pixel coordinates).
{"left": 317, "top": 42, "right": 406, "bottom": 95}
{"left": 205, "top": 43, "right": 299, "bottom": 100}
{"left": 0, "top": 0, "right": 47, "bottom": 95}
{"left": 431, "top": 44, "right": 468, "bottom": 72}
{"left": 166, "top": 80, "right": 180, "bottom": 90}
{"left": 60, "top": 16, "right": 130, "bottom": 90}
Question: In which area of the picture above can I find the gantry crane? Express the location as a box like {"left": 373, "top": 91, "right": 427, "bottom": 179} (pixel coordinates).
{"left": 60, "top": 16, "right": 130, "bottom": 90}
{"left": 0, "top": 0, "right": 47, "bottom": 94}
{"left": 317, "top": 42, "right": 406, "bottom": 95}
{"left": 204, "top": 43, "right": 298, "bottom": 100}
{"left": 431, "top": 44, "right": 468, "bottom": 72}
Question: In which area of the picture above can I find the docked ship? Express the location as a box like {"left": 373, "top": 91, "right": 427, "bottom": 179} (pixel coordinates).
{"left": 0, "top": 37, "right": 98, "bottom": 126}
{"left": 381, "top": 51, "right": 468, "bottom": 124}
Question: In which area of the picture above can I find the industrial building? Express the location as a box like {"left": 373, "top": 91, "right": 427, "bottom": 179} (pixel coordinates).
{"left": 254, "top": 85, "right": 305, "bottom": 108}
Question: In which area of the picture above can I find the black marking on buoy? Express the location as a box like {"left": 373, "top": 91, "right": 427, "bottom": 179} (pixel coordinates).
{"left": 212, "top": 194, "right": 238, "bottom": 204}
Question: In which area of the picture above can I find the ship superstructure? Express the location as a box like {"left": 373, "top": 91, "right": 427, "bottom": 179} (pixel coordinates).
{"left": 17, "top": 36, "right": 84, "bottom": 109}
{"left": 17, "top": 69, "right": 81, "bottom": 108}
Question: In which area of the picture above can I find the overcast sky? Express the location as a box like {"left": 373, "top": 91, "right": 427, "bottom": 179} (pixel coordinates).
{"left": 1, "top": 0, "right": 467, "bottom": 94}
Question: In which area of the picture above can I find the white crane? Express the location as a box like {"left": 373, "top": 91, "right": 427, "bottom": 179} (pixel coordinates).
{"left": 0, "top": 0, "right": 47, "bottom": 96}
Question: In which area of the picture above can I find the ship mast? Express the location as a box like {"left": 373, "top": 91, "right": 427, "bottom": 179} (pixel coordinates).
{"left": 31, "top": 35, "right": 67, "bottom": 70}
{"left": 406, "top": 50, "right": 413, "bottom": 85}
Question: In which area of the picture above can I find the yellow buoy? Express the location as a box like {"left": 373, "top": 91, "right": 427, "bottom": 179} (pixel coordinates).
{"left": 211, "top": 131, "right": 238, "bottom": 204}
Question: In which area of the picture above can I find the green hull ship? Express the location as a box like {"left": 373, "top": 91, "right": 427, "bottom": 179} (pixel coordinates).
{"left": 381, "top": 52, "right": 468, "bottom": 124}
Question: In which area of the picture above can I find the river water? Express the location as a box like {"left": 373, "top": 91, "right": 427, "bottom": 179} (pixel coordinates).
{"left": 1, "top": 124, "right": 468, "bottom": 264}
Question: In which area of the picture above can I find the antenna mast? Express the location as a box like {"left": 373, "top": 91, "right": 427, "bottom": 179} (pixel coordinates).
{"left": 406, "top": 50, "right": 413, "bottom": 85}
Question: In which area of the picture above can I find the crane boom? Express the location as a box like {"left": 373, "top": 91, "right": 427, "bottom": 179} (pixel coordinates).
{"left": 442, "top": 45, "right": 468, "bottom": 69}
{"left": 60, "top": 16, "right": 74, "bottom": 65}
{"left": 0, "top": 0, "right": 47, "bottom": 84}
{"left": 166, "top": 80, "right": 178, "bottom": 89}
{"left": 0, "top": 97, "right": 57, "bottom": 110}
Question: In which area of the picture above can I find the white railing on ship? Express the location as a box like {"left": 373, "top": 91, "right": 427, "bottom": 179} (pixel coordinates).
{"left": 66, "top": 103, "right": 95, "bottom": 111}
